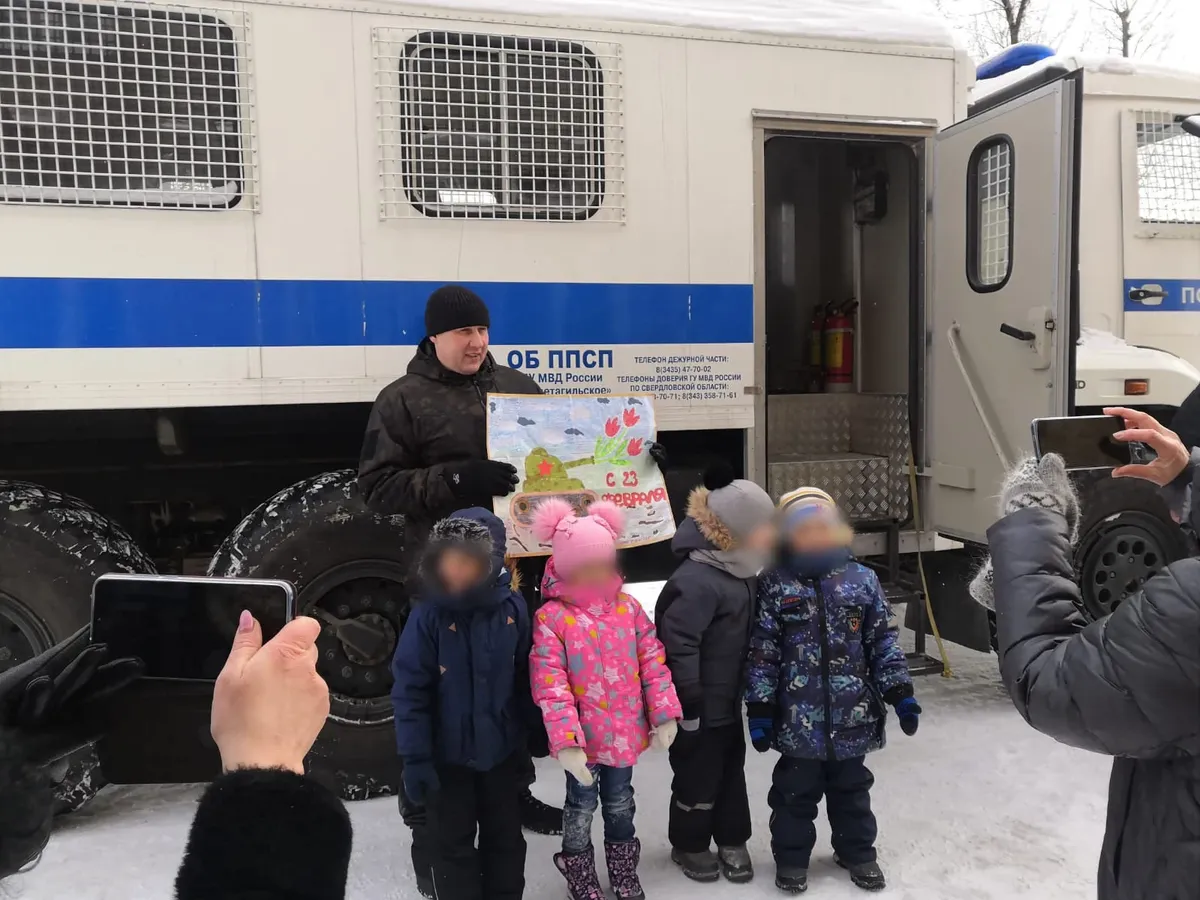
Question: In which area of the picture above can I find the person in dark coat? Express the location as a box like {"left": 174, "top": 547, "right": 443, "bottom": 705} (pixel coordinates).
{"left": 2, "top": 611, "right": 350, "bottom": 900}
{"left": 0, "top": 629, "right": 143, "bottom": 880}
{"left": 968, "top": 406, "right": 1200, "bottom": 900}
{"left": 746, "top": 487, "right": 916, "bottom": 895}
{"left": 357, "top": 284, "right": 562, "bottom": 860}
{"left": 391, "top": 507, "right": 544, "bottom": 900}
{"left": 655, "top": 463, "right": 777, "bottom": 884}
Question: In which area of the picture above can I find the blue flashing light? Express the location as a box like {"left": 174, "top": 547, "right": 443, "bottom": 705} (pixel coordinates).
{"left": 976, "top": 43, "right": 1057, "bottom": 81}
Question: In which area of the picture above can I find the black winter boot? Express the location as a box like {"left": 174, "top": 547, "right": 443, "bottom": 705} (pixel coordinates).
{"left": 671, "top": 848, "right": 720, "bottom": 882}
{"left": 554, "top": 847, "right": 605, "bottom": 900}
{"left": 774, "top": 866, "right": 808, "bottom": 894}
{"left": 837, "top": 858, "right": 885, "bottom": 892}
{"left": 604, "top": 839, "right": 645, "bottom": 900}
{"left": 520, "top": 788, "right": 563, "bottom": 836}
{"left": 718, "top": 845, "right": 754, "bottom": 883}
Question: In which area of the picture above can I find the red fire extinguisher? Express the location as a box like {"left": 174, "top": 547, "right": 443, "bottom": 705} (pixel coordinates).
{"left": 823, "top": 300, "right": 857, "bottom": 393}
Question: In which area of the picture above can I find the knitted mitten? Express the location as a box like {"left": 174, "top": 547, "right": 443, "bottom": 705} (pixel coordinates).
{"left": 997, "top": 453, "right": 1080, "bottom": 543}
{"left": 968, "top": 453, "right": 1080, "bottom": 612}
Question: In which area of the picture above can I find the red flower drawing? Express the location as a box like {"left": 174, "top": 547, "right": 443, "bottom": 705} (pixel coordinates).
{"left": 622, "top": 408, "right": 640, "bottom": 428}
{"left": 627, "top": 438, "right": 644, "bottom": 457}
{"left": 604, "top": 417, "right": 620, "bottom": 437}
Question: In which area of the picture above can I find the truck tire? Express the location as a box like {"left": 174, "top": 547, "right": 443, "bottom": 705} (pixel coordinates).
{"left": 1073, "top": 476, "right": 1193, "bottom": 621}
{"left": 208, "top": 470, "right": 411, "bottom": 800}
{"left": 0, "top": 481, "right": 156, "bottom": 813}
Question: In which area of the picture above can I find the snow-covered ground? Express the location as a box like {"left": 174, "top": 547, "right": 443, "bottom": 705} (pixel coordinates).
{"left": 13, "top": 584, "right": 1110, "bottom": 900}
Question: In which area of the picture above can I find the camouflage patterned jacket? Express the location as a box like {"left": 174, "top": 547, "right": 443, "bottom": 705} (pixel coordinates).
{"left": 357, "top": 340, "right": 540, "bottom": 529}
{"left": 745, "top": 561, "right": 912, "bottom": 761}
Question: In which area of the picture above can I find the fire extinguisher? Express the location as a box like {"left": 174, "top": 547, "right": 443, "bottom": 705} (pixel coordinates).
{"left": 823, "top": 300, "right": 857, "bottom": 393}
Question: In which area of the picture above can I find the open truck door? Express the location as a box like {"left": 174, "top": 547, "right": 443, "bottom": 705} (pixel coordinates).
{"left": 927, "top": 75, "right": 1081, "bottom": 544}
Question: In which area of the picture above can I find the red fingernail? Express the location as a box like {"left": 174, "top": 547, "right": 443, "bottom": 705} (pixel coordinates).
{"left": 238, "top": 610, "right": 253, "bottom": 633}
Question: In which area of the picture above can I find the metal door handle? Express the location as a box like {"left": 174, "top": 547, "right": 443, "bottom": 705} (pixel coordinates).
{"left": 1128, "top": 288, "right": 1168, "bottom": 303}
{"left": 1000, "top": 323, "right": 1036, "bottom": 342}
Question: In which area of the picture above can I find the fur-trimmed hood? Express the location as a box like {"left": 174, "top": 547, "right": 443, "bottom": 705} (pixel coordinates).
{"left": 676, "top": 486, "right": 734, "bottom": 553}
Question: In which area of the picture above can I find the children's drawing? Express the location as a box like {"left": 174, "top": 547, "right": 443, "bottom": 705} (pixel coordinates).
{"left": 487, "top": 394, "right": 675, "bottom": 557}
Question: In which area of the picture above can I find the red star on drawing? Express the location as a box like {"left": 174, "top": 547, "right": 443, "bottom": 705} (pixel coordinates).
{"left": 537, "top": 459, "right": 554, "bottom": 477}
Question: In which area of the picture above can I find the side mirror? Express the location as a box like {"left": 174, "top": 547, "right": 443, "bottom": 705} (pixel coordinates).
{"left": 1182, "top": 115, "right": 1200, "bottom": 139}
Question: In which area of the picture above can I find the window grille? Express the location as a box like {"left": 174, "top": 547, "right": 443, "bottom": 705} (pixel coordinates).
{"left": 1134, "top": 109, "right": 1200, "bottom": 225}
{"left": 0, "top": 0, "right": 255, "bottom": 210}
{"left": 375, "top": 29, "right": 624, "bottom": 221}
{"left": 967, "top": 137, "right": 1014, "bottom": 292}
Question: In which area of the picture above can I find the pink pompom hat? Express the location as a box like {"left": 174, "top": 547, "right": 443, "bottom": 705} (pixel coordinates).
{"left": 531, "top": 498, "right": 625, "bottom": 576}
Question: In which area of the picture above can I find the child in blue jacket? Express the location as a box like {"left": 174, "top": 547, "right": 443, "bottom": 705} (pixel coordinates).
{"left": 745, "top": 488, "right": 920, "bottom": 895}
{"left": 391, "top": 507, "right": 545, "bottom": 900}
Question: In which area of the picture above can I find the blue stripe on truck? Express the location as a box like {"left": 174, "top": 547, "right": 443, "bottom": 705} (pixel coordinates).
{"left": 1123, "top": 278, "right": 1200, "bottom": 313}
{"left": 0, "top": 278, "right": 754, "bottom": 349}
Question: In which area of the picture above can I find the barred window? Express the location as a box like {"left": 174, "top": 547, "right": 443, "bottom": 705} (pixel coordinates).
{"left": 0, "top": 0, "right": 251, "bottom": 209}
{"left": 1134, "top": 110, "right": 1200, "bottom": 225}
{"left": 380, "top": 31, "right": 621, "bottom": 221}
{"left": 967, "top": 137, "right": 1014, "bottom": 292}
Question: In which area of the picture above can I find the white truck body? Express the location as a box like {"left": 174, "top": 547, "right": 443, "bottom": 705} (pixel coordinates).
{"left": 973, "top": 55, "right": 1200, "bottom": 410}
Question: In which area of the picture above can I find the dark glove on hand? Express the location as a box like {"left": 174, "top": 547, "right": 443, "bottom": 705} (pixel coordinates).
{"left": 746, "top": 703, "right": 774, "bottom": 753}
{"left": 445, "top": 460, "right": 519, "bottom": 499}
{"left": 402, "top": 760, "right": 439, "bottom": 805}
{"left": 893, "top": 697, "right": 921, "bottom": 737}
{"left": 528, "top": 724, "right": 551, "bottom": 760}
{"left": 0, "top": 626, "right": 144, "bottom": 765}
{"left": 647, "top": 442, "right": 668, "bottom": 468}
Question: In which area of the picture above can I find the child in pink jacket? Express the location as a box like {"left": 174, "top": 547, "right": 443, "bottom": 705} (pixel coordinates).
{"left": 531, "top": 498, "right": 683, "bottom": 900}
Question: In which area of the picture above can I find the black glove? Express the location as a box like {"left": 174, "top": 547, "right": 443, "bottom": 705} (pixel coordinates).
{"left": 0, "top": 626, "right": 144, "bottom": 765}
{"left": 746, "top": 702, "right": 774, "bottom": 753}
{"left": 402, "top": 760, "right": 439, "bottom": 805}
{"left": 647, "top": 442, "right": 668, "bottom": 468}
{"left": 444, "top": 460, "right": 519, "bottom": 499}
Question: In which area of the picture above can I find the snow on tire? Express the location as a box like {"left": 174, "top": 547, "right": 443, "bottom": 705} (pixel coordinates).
{"left": 0, "top": 481, "right": 156, "bottom": 814}
{"left": 208, "top": 469, "right": 412, "bottom": 801}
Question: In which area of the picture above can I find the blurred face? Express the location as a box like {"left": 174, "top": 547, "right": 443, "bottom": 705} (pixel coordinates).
{"left": 742, "top": 521, "right": 779, "bottom": 556}
{"left": 431, "top": 326, "right": 489, "bottom": 375}
{"left": 787, "top": 516, "right": 847, "bottom": 555}
{"left": 566, "top": 560, "right": 619, "bottom": 589}
{"left": 437, "top": 547, "right": 488, "bottom": 593}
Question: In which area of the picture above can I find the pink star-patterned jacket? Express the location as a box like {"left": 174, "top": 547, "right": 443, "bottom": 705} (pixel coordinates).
{"left": 531, "top": 558, "right": 682, "bottom": 767}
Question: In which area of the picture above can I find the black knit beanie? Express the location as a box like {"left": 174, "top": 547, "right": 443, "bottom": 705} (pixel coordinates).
{"left": 424, "top": 285, "right": 490, "bottom": 337}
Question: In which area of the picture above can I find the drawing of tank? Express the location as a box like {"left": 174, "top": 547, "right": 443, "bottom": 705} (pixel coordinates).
{"left": 509, "top": 448, "right": 597, "bottom": 530}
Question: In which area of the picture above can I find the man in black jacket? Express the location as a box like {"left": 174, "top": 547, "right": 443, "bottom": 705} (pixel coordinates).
{"left": 968, "top": 406, "right": 1199, "bottom": 900}
{"left": 357, "top": 286, "right": 562, "bottom": 886}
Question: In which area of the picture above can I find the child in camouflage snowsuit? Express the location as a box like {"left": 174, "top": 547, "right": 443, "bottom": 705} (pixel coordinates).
{"left": 745, "top": 487, "right": 919, "bottom": 895}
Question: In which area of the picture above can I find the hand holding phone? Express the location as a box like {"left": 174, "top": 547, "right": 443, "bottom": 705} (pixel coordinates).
{"left": 212, "top": 613, "right": 329, "bottom": 775}
{"left": 1031, "top": 415, "right": 1157, "bottom": 471}
{"left": 1103, "top": 406, "right": 1193, "bottom": 486}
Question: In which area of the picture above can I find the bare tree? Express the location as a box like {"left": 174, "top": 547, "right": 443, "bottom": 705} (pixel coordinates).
{"left": 1090, "top": 0, "right": 1173, "bottom": 59}
{"left": 935, "top": 0, "right": 1078, "bottom": 60}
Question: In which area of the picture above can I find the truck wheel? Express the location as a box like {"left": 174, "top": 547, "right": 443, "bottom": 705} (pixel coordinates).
{"left": 1073, "top": 477, "right": 1193, "bottom": 621}
{"left": 208, "top": 470, "right": 411, "bottom": 800}
{"left": 0, "top": 481, "right": 156, "bottom": 813}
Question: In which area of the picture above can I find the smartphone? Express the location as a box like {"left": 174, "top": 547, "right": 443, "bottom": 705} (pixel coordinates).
{"left": 90, "top": 574, "right": 296, "bottom": 682}
{"left": 90, "top": 575, "right": 295, "bottom": 784}
{"left": 1030, "top": 415, "right": 1157, "bottom": 470}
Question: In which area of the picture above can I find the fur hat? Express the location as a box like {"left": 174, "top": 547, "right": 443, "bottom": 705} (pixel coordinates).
{"left": 532, "top": 498, "right": 624, "bottom": 576}
{"left": 686, "top": 462, "right": 776, "bottom": 552}
{"left": 419, "top": 515, "right": 496, "bottom": 584}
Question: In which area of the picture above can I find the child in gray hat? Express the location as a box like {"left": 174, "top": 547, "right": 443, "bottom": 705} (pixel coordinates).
{"left": 654, "top": 463, "right": 778, "bottom": 884}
